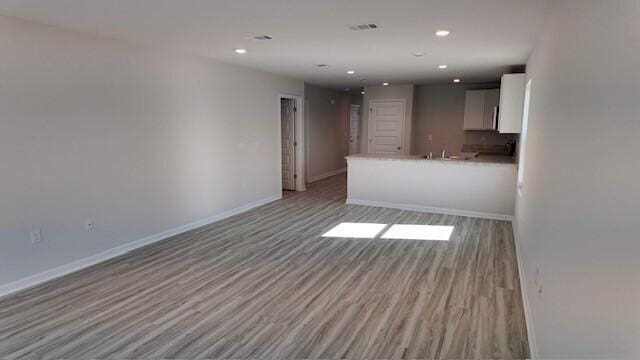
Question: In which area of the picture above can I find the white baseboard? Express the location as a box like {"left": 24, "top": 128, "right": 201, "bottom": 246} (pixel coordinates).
{"left": 346, "top": 198, "right": 514, "bottom": 221}
{"left": 307, "top": 167, "right": 346, "bottom": 183}
{"left": 0, "top": 194, "right": 281, "bottom": 299}
{"left": 511, "top": 220, "right": 537, "bottom": 359}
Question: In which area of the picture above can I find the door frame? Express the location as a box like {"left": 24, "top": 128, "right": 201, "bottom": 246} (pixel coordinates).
{"left": 367, "top": 99, "right": 407, "bottom": 155}
{"left": 349, "top": 104, "right": 361, "bottom": 154}
{"left": 278, "top": 93, "right": 305, "bottom": 192}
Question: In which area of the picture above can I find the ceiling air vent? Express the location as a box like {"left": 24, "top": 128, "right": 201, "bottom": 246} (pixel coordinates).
{"left": 252, "top": 35, "right": 273, "bottom": 40}
{"left": 349, "top": 23, "right": 378, "bottom": 31}
{"left": 314, "top": 64, "right": 328, "bottom": 68}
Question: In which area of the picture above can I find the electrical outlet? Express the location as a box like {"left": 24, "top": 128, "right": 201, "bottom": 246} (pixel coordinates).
{"left": 31, "top": 228, "right": 43, "bottom": 243}
{"left": 428, "top": 134, "right": 433, "bottom": 141}
{"left": 85, "top": 218, "right": 94, "bottom": 231}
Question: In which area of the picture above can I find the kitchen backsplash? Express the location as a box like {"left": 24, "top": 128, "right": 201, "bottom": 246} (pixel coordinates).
{"left": 461, "top": 143, "right": 512, "bottom": 155}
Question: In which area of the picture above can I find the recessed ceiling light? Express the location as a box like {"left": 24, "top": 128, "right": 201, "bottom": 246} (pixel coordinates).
{"left": 438, "top": 64, "right": 448, "bottom": 69}
{"left": 234, "top": 48, "right": 247, "bottom": 54}
{"left": 453, "top": 78, "right": 461, "bottom": 83}
{"left": 382, "top": 82, "right": 389, "bottom": 86}
{"left": 435, "top": 29, "right": 451, "bottom": 37}
{"left": 412, "top": 52, "right": 425, "bottom": 57}
{"left": 347, "top": 70, "right": 355, "bottom": 75}
{"left": 361, "top": 91, "right": 365, "bottom": 95}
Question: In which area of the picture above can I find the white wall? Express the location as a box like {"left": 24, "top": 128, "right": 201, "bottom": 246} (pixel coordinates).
{"left": 347, "top": 157, "right": 516, "bottom": 219}
{"left": 515, "top": 0, "right": 640, "bottom": 357}
{"left": 304, "top": 84, "right": 350, "bottom": 181}
{"left": 0, "top": 15, "right": 303, "bottom": 288}
{"left": 361, "top": 84, "right": 414, "bottom": 154}
{"left": 412, "top": 84, "right": 517, "bottom": 155}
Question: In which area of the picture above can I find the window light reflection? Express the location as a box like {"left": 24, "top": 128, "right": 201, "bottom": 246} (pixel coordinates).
{"left": 381, "top": 224, "right": 453, "bottom": 241}
{"left": 321, "top": 222, "right": 455, "bottom": 241}
{"left": 321, "top": 222, "right": 387, "bottom": 239}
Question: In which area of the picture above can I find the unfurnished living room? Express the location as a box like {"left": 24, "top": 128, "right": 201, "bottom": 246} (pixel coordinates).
{"left": 0, "top": 1, "right": 638, "bottom": 359}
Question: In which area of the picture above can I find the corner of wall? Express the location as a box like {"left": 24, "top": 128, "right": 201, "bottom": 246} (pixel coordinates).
{"left": 511, "top": 217, "right": 538, "bottom": 358}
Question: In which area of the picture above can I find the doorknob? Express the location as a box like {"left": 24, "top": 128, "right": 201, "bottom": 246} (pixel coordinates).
{"left": 397, "top": 146, "right": 401, "bottom": 150}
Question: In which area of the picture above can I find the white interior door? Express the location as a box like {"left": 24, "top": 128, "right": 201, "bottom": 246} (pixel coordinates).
{"left": 349, "top": 105, "right": 360, "bottom": 154}
{"left": 369, "top": 100, "right": 405, "bottom": 154}
{"left": 281, "top": 98, "right": 295, "bottom": 190}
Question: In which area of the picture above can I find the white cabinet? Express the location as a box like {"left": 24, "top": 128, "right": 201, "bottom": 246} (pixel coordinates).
{"left": 498, "top": 74, "right": 526, "bottom": 133}
{"left": 483, "top": 89, "right": 500, "bottom": 130}
{"left": 463, "top": 89, "right": 500, "bottom": 130}
{"left": 463, "top": 90, "right": 485, "bottom": 130}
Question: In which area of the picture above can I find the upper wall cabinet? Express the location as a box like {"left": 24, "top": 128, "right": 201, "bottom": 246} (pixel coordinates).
{"left": 483, "top": 89, "right": 500, "bottom": 130}
{"left": 498, "top": 74, "right": 526, "bottom": 133}
{"left": 463, "top": 89, "right": 500, "bottom": 131}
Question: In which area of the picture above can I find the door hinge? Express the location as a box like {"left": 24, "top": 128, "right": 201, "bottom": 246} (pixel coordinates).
{"left": 294, "top": 141, "right": 298, "bottom": 146}
{"left": 293, "top": 107, "right": 297, "bottom": 112}
{"left": 294, "top": 174, "right": 298, "bottom": 179}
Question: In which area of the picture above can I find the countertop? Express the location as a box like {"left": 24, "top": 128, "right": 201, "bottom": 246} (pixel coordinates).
{"left": 345, "top": 153, "right": 516, "bottom": 166}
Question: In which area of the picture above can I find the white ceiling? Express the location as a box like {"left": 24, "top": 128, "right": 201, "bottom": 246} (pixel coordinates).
{"left": 0, "top": 0, "right": 548, "bottom": 88}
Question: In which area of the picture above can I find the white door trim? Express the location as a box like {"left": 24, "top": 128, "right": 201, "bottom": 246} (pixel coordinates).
{"left": 349, "top": 104, "right": 361, "bottom": 155}
{"left": 367, "top": 99, "right": 407, "bottom": 155}
{"left": 278, "top": 93, "right": 305, "bottom": 192}
{"left": 280, "top": 98, "right": 295, "bottom": 190}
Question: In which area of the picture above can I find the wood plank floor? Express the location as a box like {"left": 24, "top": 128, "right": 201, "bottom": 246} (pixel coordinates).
{"left": 0, "top": 174, "right": 529, "bottom": 359}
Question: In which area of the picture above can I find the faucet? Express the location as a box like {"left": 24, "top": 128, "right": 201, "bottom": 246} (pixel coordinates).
{"left": 441, "top": 149, "right": 447, "bottom": 158}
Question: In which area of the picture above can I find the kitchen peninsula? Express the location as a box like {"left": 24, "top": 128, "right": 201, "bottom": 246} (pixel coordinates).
{"left": 345, "top": 154, "right": 517, "bottom": 220}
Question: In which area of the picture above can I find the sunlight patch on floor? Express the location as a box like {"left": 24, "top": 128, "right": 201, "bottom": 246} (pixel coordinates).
{"left": 381, "top": 224, "right": 453, "bottom": 241}
{"left": 321, "top": 222, "right": 387, "bottom": 238}
{"left": 322, "top": 222, "right": 454, "bottom": 241}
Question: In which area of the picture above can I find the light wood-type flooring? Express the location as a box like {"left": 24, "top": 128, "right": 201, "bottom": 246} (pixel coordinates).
{"left": 0, "top": 174, "right": 529, "bottom": 359}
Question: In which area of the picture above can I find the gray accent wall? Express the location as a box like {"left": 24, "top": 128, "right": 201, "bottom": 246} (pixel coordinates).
{"left": 304, "top": 84, "right": 352, "bottom": 181}
{"left": 412, "top": 84, "right": 517, "bottom": 156}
